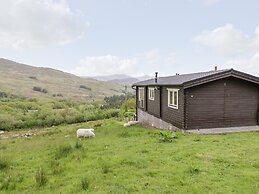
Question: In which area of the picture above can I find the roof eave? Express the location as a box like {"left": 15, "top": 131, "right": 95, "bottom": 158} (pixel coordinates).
{"left": 183, "top": 69, "right": 259, "bottom": 89}
{"left": 132, "top": 83, "right": 183, "bottom": 87}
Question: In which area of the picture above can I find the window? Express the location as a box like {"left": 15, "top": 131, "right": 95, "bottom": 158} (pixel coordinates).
{"left": 148, "top": 87, "right": 155, "bottom": 100}
{"left": 168, "top": 89, "right": 179, "bottom": 109}
{"left": 138, "top": 87, "right": 145, "bottom": 108}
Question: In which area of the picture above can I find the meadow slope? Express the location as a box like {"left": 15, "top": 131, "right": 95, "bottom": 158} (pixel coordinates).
{"left": 0, "top": 119, "right": 259, "bottom": 193}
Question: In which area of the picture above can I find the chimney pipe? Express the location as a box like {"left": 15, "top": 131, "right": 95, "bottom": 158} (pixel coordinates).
{"left": 155, "top": 72, "right": 158, "bottom": 83}
{"left": 215, "top": 66, "right": 218, "bottom": 71}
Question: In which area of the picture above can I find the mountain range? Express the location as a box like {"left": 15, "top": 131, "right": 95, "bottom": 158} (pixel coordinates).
{"left": 90, "top": 74, "right": 152, "bottom": 85}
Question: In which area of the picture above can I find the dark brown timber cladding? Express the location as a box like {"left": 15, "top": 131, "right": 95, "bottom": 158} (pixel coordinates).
{"left": 161, "top": 86, "right": 184, "bottom": 128}
{"left": 185, "top": 77, "right": 259, "bottom": 129}
{"left": 147, "top": 87, "right": 160, "bottom": 117}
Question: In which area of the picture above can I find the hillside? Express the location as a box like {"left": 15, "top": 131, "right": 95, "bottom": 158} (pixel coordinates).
{"left": 0, "top": 58, "right": 126, "bottom": 100}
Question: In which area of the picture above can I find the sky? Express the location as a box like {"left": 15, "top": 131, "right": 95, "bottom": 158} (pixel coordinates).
{"left": 0, "top": 0, "right": 259, "bottom": 77}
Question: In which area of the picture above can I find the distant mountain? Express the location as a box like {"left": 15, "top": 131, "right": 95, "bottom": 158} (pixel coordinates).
{"left": 136, "top": 75, "right": 153, "bottom": 81}
{"left": 0, "top": 58, "right": 125, "bottom": 100}
{"left": 89, "top": 74, "right": 153, "bottom": 85}
{"left": 109, "top": 77, "right": 140, "bottom": 85}
{"left": 92, "top": 74, "right": 132, "bottom": 82}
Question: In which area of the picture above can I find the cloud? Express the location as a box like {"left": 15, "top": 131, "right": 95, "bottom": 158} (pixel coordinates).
{"left": 71, "top": 55, "right": 139, "bottom": 77}
{"left": 0, "top": 0, "right": 88, "bottom": 50}
{"left": 224, "top": 53, "right": 259, "bottom": 76}
{"left": 71, "top": 50, "right": 178, "bottom": 76}
{"left": 193, "top": 24, "right": 255, "bottom": 57}
{"left": 139, "top": 49, "right": 160, "bottom": 65}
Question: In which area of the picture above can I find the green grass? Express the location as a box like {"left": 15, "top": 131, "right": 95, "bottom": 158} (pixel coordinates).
{"left": 0, "top": 119, "right": 258, "bottom": 193}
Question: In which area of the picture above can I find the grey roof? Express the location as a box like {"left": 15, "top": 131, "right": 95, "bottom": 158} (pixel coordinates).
{"left": 133, "top": 69, "right": 232, "bottom": 86}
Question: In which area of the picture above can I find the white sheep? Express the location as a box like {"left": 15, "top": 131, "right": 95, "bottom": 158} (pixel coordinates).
{"left": 123, "top": 121, "right": 139, "bottom": 127}
{"left": 76, "top": 128, "right": 95, "bottom": 138}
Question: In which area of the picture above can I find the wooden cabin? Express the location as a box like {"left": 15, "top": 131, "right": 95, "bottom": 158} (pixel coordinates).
{"left": 132, "top": 68, "right": 259, "bottom": 130}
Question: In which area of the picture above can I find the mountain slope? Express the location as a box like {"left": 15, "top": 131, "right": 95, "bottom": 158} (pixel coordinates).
{"left": 91, "top": 74, "right": 132, "bottom": 82}
{"left": 0, "top": 58, "right": 125, "bottom": 100}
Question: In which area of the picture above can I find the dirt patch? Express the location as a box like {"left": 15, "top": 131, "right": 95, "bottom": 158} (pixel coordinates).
{"left": 0, "top": 130, "right": 44, "bottom": 139}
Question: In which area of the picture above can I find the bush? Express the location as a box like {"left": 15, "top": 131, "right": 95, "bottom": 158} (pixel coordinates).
{"left": 32, "top": 87, "right": 48, "bottom": 93}
{"left": 35, "top": 167, "right": 47, "bottom": 187}
{"left": 0, "top": 98, "right": 120, "bottom": 131}
{"left": 103, "top": 94, "right": 134, "bottom": 109}
{"left": 79, "top": 85, "right": 91, "bottom": 91}
{"left": 29, "top": 76, "right": 38, "bottom": 80}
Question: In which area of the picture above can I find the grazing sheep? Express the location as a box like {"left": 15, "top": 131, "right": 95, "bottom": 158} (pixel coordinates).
{"left": 124, "top": 121, "right": 139, "bottom": 127}
{"left": 77, "top": 129, "right": 95, "bottom": 138}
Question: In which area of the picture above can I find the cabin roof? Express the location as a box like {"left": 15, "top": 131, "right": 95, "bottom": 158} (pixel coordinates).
{"left": 132, "top": 69, "right": 259, "bottom": 88}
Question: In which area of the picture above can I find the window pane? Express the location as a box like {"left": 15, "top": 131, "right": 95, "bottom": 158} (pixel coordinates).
{"left": 169, "top": 91, "right": 173, "bottom": 105}
{"left": 174, "top": 91, "right": 178, "bottom": 105}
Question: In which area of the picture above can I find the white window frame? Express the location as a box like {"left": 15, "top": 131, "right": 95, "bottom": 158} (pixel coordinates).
{"left": 167, "top": 88, "right": 179, "bottom": 109}
{"left": 148, "top": 87, "right": 155, "bottom": 100}
{"left": 138, "top": 87, "right": 145, "bottom": 108}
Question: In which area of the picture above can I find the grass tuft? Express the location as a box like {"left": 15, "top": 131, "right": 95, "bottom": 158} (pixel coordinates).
{"left": 0, "top": 159, "right": 9, "bottom": 170}
{"left": 35, "top": 167, "right": 47, "bottom": 187}
{"left": 74, "top": 141, "right": 83, "bottom": 150}
{"left": 81, "top": 177, "right": 89, "bottom": 190}
{"left": 50, "top": 160, "right": 63, "bottom": 175}
{"left": 189, "top": 165, "right": 200, "bottom": 174}
{"left": 102, "top": 164, "right": 111, "bottom": 174}
{"left": 55, "top": 145, "right": 73, "bottom": 159}
{"left": 159, "top": 131, "right": 178, "bottom": 143}
{"left": 0, "top": 175, "right": 16, "bottom": 191}
{"left": 119, "top": 131, "right": 131, "bottom": 138}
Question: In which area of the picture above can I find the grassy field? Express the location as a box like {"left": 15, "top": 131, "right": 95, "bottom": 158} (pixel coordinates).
{"left": 0, "top": 119, "right": 259, "bottom": 193}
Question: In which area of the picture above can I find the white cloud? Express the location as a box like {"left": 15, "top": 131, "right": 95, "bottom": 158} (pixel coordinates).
{"left": 139, "top": 49, "right": 160, "bottom": 65}
{"left": 71, "top": 50, "right": 178, "bottom": 76}
{"left": 224, "top": 53, "right": 259, "bottom": 76}
{"left": 71, "top": 55, "right": 139, "bottom": 77}
{"left": 194, "top": 24, "right": 254, "bottom": 57}
{"left": 0, "top": 0, "right": 88, "bottom": 49}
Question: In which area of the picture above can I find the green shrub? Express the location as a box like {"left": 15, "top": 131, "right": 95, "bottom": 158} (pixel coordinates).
{"left": 35, "top": 167, "right": 47, "bottom": 187}
{"left": 79, "top": 85, "right": 91, "bottom": 91}
{"left": 0, "top": 98, "right": 120, "bottom": 131}
{"left": 32, "top": 86, "right": 48, "bottom": 93}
